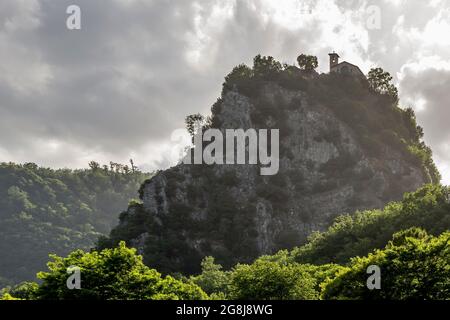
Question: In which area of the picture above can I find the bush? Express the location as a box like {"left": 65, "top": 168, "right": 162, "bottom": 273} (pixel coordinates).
{"left": 191, "top": 257, "right": 231, "bottom": 297}
{"left": 35, "top": 242, "right": 207, "bottom": 300}
{"left": 229, "top": 260, "right": 318, "bottom": 300}
{"left": 322, "top": 229, "right": 450, "bottom": 300}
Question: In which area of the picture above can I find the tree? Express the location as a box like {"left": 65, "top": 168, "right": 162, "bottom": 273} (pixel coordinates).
{"left": 0, "top": 293, "right": 21, "bottom": 300}
{"left": 130, "top": 159, "right": 137, "bottom": 173}
{"left": 253, "top": 54, "right": 283, "bottom": 78}
{"left": 229, "top": 260, "right": 317, "bottom": 300}
{"left": 35, "top": 242, "right": 207, "bottom": 300}
{"left": 224, "top": 64, "right": 253, "bottom": 84}
{"left": 191, "top": 257, "right": 231, "bottom": 298}
{"left": 403, "top": 107, "right": 424, "bottom": 141}
{"left": 1, "top": 282, "right": 39, "bottom": 300}
{"left": 185, "top": 113, "right": 205, "bottom": 138}
{"left": 367, "top": 67, "right": 398, "bottom": 101}
{"left": 321, "top": 228, "right": 450, "bottom": 300}
{"left": 88, "top": 161, "right": 100, "bottom": 171}
{"left": 297, "top": 54, "right": 318, "bottom": 71}
{"left": 222, "top": 64, "right": 255, "bottom": 96}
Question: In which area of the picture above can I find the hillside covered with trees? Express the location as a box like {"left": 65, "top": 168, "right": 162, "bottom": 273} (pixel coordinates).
{"left": 0, "top": 162, "right": 151, "bottom": 287}
{"left": 1, "top": 184, "right": 448, "bottom": 300}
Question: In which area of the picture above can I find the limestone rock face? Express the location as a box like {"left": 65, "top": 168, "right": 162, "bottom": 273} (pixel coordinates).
{"left": 110, "top": 77, "right": 429, "bottom": 274}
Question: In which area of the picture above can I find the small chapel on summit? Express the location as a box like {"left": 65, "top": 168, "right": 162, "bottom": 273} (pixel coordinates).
{"left": 328, "top": 52, "right": 365, "bottom": 78}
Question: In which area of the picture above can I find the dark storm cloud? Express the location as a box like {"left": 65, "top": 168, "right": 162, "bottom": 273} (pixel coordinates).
{"left": 0, "top": 0, "right": 322, "bottom": 168}
{"left": 0, "top": 0, "right": 220, "bottom": 165}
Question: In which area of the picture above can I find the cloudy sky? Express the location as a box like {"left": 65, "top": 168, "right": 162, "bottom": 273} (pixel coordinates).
{"left": 0, "top": 0, "right": 449, "bottom": 183}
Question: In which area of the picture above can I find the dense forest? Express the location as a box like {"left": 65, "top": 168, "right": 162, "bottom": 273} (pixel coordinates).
{"left": 0, "top": 162, "right": 151, "bottom": 287}
{"left": 1, "top": 184, "right": 448, "bottom": 300}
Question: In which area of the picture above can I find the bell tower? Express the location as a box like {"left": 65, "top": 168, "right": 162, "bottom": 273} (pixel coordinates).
{"left": 328, "top": 52, "right": 340, "bottom": 71}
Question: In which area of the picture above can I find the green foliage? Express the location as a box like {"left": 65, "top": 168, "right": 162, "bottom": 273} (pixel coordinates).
{"left": 3, "top": 181, "right": 448, "bottom": 301}
{"left": 297, "top": 54, "right": 318, "bottom": 71}
{"left": 185, "top": 113, "right": 206, "bottom": 138}
{"left": 407, "top": 142, "right": 441, "bottom": 183}
{"left": 190, "top": 257, "right": 231, "bottom": 297}
{"left": 190, "top": 228, "right": 448, "bottom": 300}
{"left": 229, "top": 260, "right": 318, "bottom": 300}
{"left": 253, "top": 54, "right": 283, "bottom": 79}
{"left": 367, "top": 67, "right": 399, "bottom": 102}
{"left": 0, "top": 162, "right": 150, "bottom": 286}
{"left": 34, "top": 242, "right": 206, "bottom": 300}
{"left": 322, "top": 229, "right": 450, "bottom": 299}
{"left": 0, "top": 282, "right": 39, "bottom": 300}
{"left": 291, "top": 184, "right": 450, "bottom": 265}
{"left": 0, "top": 293, "right": 21, "bottom": 300}
{"left": 100, "top": 203, "right": 152, "bottom": 250}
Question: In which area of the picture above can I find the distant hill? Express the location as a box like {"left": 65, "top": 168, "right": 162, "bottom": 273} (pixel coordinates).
{"left": 0, "top": 162, "right": 151, "bottom": 287}
{"left": 101, "top": 55, "right": 440, "bottom": 275}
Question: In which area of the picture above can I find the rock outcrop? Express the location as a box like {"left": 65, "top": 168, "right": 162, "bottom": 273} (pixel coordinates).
{"left": 105, "top": 62, "right": 435, "bottom": 274}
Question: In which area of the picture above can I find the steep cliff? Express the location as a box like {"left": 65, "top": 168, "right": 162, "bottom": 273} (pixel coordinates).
{"left": 101, "top": 56, "right": 439, "bottom": 274}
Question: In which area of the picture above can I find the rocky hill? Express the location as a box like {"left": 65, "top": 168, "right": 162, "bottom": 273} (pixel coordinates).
{"left": 101, "top": 55, "right": 439, "bottom": 274}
